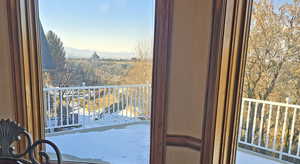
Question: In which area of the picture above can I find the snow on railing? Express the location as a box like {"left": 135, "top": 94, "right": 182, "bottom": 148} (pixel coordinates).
{"left": 238, "top": 98, "right": 300, "bottom": 163}
{"left": 43, "top": 84, "right": 152, "bottom": 131}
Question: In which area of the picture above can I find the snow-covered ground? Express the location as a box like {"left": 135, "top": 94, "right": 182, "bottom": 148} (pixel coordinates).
{"left": 236, "top": 149, "right": 284, "bottom": 164}
{"left": 46, "top": 121, "right": 284, "bottom": 164}
{"left": 46, "top": 122, "right": 150, "bottom": 164}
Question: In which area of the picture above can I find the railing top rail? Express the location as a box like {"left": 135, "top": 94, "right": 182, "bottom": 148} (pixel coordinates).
{"left": 43, "top": 84, "right": 151, "bottom": 91}
{"left": 243, "top": 98, "right": 300, "bottom": 109}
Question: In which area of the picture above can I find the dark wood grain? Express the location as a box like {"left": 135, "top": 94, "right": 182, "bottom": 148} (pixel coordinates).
{"left": 150, "top": 0, "right": 174, "bottom": 164}
{"left": 6, "top": 0, "right": 29, "bottom": 153}
{"left": 201, "top": 0, "right": 228, "bottom": 163}
{"left": 6, "top": 0, "right": 44, "bottom": 158}
{"left": 166, "top": 135, "right": 202, "bottom": 151}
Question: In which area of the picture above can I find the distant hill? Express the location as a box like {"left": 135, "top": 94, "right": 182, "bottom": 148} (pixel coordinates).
{"left": 65, "top": 47, "right": 135, "bottom": 59}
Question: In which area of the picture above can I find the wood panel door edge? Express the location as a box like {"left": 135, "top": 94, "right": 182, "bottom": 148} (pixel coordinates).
{"left": 150, "top": 0, "right": 174, "bottom": 164}
{"left": 201, "top": 0, "right": 254, "bottom": 164}
{"left": 6, "top": 0, "right": 44, "bottom": 155}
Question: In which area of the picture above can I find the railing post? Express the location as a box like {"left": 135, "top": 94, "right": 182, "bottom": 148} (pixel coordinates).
{"left": 258, "top": 104, "right": 265, "bottom": 146}
{"left": 280, "top": 106, "right": 289, "bottom": 159}
{"left": 288, "top": 108, "right": 297, "bottom": 154}
{"left": 251, "top": 102, "right": 259, "bottom": 144}
{"left": 245, "top": 101, "right": 251, "bottom": 142}
{"left": 273, "top": 106, "right": 280, "bottom": 150}
{"left": 266, "top": 104, "right": 272, "bottom": 148}
{"left": 238, "top": 99, "right": 245, "bottom": 142}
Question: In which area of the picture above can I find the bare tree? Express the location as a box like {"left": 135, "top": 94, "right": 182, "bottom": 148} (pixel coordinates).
{"left": 242, "top": 0, "right": 300, "bottom": 155}
{"left": 123, "top": 40, "right": 153, "bottom": 85}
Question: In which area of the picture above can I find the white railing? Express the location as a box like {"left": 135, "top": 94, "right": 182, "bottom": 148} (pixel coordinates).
{"left": 238, "top": 98, "right": 300, "bottom": 163}
{"left": 43, "top": 84, "right": 152, "bottom": 131}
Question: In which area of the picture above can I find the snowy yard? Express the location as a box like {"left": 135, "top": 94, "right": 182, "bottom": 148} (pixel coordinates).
{"left": 46, "top": 122, "right": 150, "bottom": 164}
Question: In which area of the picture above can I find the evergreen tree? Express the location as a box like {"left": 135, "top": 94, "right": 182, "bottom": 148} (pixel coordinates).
{"left": 91, "top": 52, "right": 100, "bottom": 60}
{"left": 47, "top": 30, "right": 70, "bottom": 87}
{"left": 47, "top": 30, "right": 66, "bottom": 71}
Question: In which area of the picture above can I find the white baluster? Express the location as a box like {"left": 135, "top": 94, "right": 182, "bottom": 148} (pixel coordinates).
{"left": 138, "top": 87, "right": 141, "bottom": 115}
{"left": 297, "top": 123, "right": 300, "bottom": 156}
{"left": 273, "top": 106, "right": 280, "bottom": 150}
{"left": 258, "top": 104, "right": 265, "bottom": 146}
{"left": 238, "top": 99, "right": 245, "bottom": 142}
{"left": 66, "top": 91, "right": 69, "bottom": 125}
{"left": 288, "top": 108, "right": 297, "bottom": 154}
{"left": 266, "top": 104, "right": 273, "bottom": 148}
{"left": 93, "top": 88, "right": 96, "bottom": 119}
{"left": 251, "top": 102, "right": 259, "bottom": 144}
{"left": 98, "top": 88, "right": 101, "bottom": 118}
{"left": 245, "top": 101, "right": 251, "bottom": 142}
{"left": 112, "top": 88, "right": 115, "bottom": 113}
{"left": 148, "top": 85, "right": 151, "bottom": 118}
{"left": 54, "top": 90, "right": 57, "bottom": 127}
{"left": 103, "top": 88, "right": 106, "bottom": 117}
{"left": 141, "top": 86, "right": 145, "bottom": 116}
{"left": 47, "top": 91, "right": 51, "bottom": 128}
{"left": 60, "top": 90, "right": 63, "bottom": 126}
{"left": 71, "top": 89, "right": 75, "bottom": 125}
{"left": 120, "top": 87, "right": 123, "bottom": 116}
{"left": 88, "top": 88, "right": 91, "bottom": 119}
{"left": 134, "top": 88, "right": 137, "bottom": 117}
{"left": 131, "top": 88, "right": 133, "bottom": 118}
{"left": 280, "top": 106, "right": 289, "bottom": 159}
{"left": 83, "top": 89, "right": 86, "bottom": 126}
{"left": 117, "top": 87, "right": 120, "bottom": 113}
{"left": 126, "top": 88, "right": 129, "bottom": 117}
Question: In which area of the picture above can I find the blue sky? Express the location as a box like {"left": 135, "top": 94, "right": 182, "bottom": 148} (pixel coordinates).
{"left": 39, "top": 0, "right": 155, "bottom": 53}
{"left": 273, "top": 0, "right": 292, "bottom": 7}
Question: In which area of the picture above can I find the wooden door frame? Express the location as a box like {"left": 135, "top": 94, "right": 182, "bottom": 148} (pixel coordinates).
{"left": 6, "top": 0, "right": 44, "bottom": 148}
{"left": 201, "top": 0, "right": 253, "bottom": 163}
{"left": 6, "top": 0, "right": 174, "bottom": 163}
{"left": 150, "top": 0, "right": 174, "bottom": 163}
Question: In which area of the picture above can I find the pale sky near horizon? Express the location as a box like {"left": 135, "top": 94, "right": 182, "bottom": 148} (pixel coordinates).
{"left": 39, "top": 0, "right": 155, "bottom": 53}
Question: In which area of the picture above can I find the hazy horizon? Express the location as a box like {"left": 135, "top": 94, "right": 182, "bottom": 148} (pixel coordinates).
{"left": 39, "top": 0, "right": 155, "bottom": 55}
{"left": 64, "top": 46, "right": 136, "bottom": 59}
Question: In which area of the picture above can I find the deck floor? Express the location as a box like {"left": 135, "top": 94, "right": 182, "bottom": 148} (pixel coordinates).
{"left": 236, "top": 149, "right": 284, "bottom": 164}
{"left": 47, "top": 122, "right": 285, "bottom": 164}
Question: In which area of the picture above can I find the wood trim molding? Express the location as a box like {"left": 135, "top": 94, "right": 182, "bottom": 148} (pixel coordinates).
{"left": 19, "top": 0, "right": 44, "bottom": 142}
{"left": 150, "top": 0, "right": 174, "bottom": 163}
{"left": 6, "top": 0, "right": 44, "bottom": 151}
{"left": 6, "top": 0, "right": 24, "bottom": 125}
{"left": 166, "top": 135, "right": 202, "bottom": 151}
{"left": 201, "top": 0, "right": 228, "bottom": 163}
{"left": 213, "top": 0, "right": 253, "bottom": 163}
{"left": 201, "top": 0, "right": 253, "bottom": 163}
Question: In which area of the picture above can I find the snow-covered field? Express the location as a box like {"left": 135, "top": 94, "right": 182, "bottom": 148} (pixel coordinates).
{"left": 46, "top": 123, "right": 150, "bottom": 164}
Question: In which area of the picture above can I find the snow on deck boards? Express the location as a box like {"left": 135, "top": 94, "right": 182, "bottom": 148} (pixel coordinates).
{"left": 236, "top": 149, "right": 284, "bottom": 164}
{"left": 46, "top": 123, "right": 150, "bottom": 164}
{"left": 46, "top": 122, "right": 285, "bottom": 164}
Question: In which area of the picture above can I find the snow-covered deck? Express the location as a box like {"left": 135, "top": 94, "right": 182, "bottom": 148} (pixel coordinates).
{"left": 236, "top": 149, "right": 286, "bottom": 164}
{"left": 46, "top": 121, "right": 290, "bottom": 164}
{"left": 46, "top": 121, "right": 150, "bottom": 164}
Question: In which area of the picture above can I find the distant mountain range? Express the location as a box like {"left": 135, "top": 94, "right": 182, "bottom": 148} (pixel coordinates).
{"left": 65, "top": 47, "right": 135, "bottom": 59}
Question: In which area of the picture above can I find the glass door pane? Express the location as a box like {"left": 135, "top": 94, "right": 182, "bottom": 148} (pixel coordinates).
{"left": 38, "top": 0, "right": 155, "bottom": 163}
{"left": 235, "top": 0, "right": 300, "bottom": 164}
